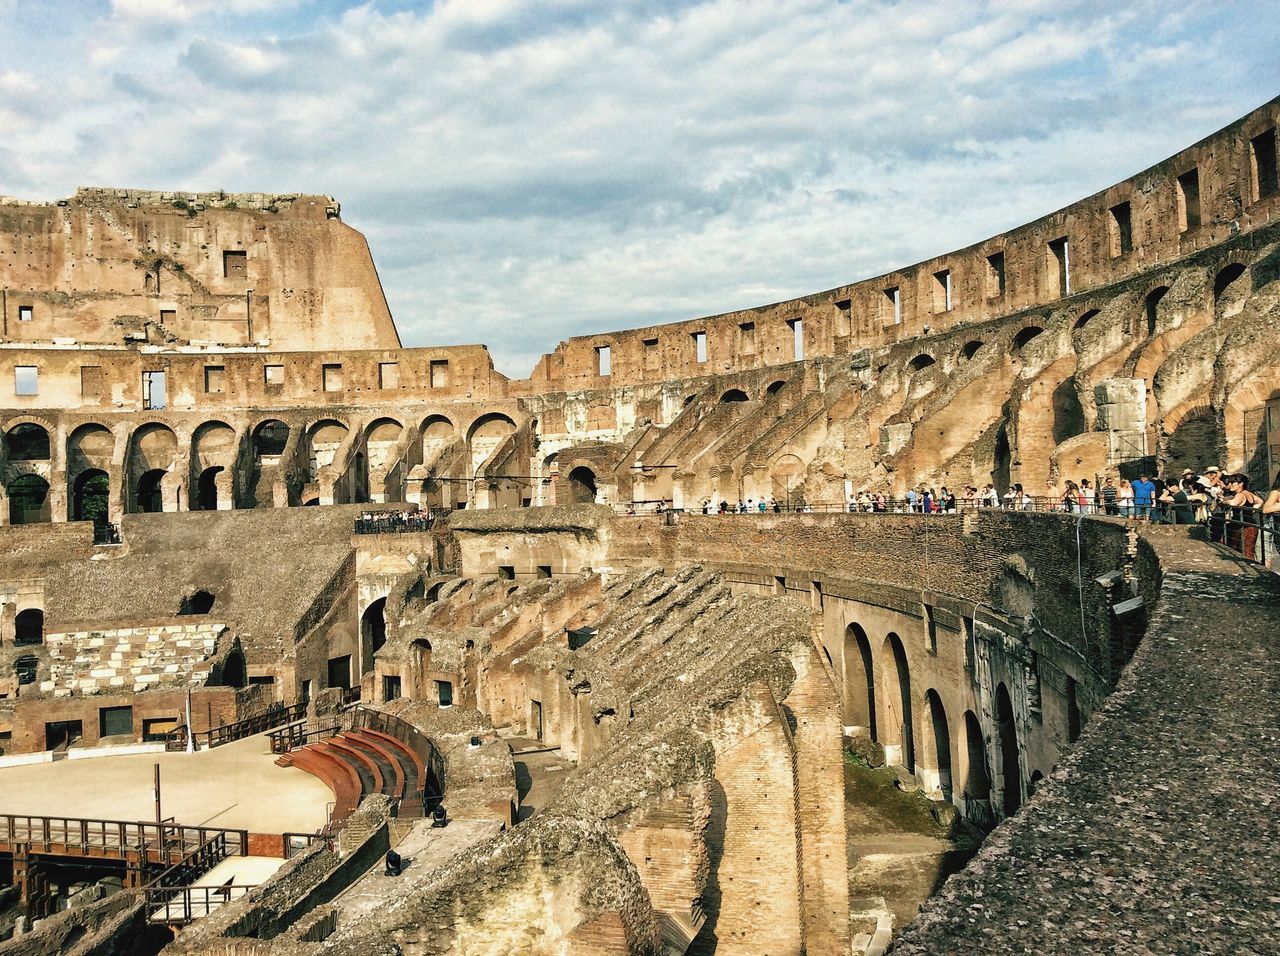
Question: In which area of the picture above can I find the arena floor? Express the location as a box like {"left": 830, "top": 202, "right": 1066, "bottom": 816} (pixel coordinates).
{"left": 0, "top": 732, "right": 331, "bottom": 833}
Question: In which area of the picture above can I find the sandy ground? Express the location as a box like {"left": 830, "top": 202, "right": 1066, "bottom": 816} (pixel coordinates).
{"left": 0, "top": 731, "right": 331, "bottom": 833}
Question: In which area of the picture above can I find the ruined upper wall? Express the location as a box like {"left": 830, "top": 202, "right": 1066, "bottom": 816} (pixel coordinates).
{"left": 517, "top": 96, "right": 1280, "bottom": 393}
{"left": 0, "top": 187, "right": 401, "bottom": 352}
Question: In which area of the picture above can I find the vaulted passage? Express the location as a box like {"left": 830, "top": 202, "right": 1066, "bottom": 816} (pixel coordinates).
{"left": 996, "top": 683, "right": 1022, "bottom": 817}
{"left": 362, "top": 597, "right": 388, "bottom": 674}
{"left": 882, "top": 633, "right": 915, "bottom": 772}
{"left": 8, "top": 474, "right": 50, "bottom": 524}
{"left": 72, "top": 469, "right": 110, "bottom": 524}
{"left": 566, "top": 466, "right": 598, "bottom": 504}
{"left": 843, "top": 623, "right": 876, "bottom": 738}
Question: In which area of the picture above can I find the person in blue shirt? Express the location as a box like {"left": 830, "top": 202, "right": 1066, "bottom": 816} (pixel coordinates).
{"left": 1132, "top": 473, "right": 1157, "bottom": 519}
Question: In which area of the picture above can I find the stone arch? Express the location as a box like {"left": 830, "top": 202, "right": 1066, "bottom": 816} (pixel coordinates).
{"left": 770, "top": 454, "right": 805, "bottom": 508}
{"left": 1141, "top": 285, "right": 1169, "bottom": 338}
{"left": 908, "top": 353, "right": 937, "bottom": 372}
{"left": 995, "top": 682, "right": 1022, "bottom": 816}
{"left": 67, "top": 423, "right": 114, "bottom": 473}
{"left": 1012, "top": 325, "right": 1045, "bottom": 351}
{"left": 719, "top": 388, "right": 750, "bottom": 403}
{"left": 924, "top": 689, "right": 953, "bottom": 801}
{"left": 992, "top": 421, "right": 1012, "bottom": 494}
{"left": 4, "top": 422, "right": 50, "bottom": 460}
{"left": 192, "top": 420, "right": 235, "bottom": 460}
{"left": 72, "top": 469, "right": 110, "bottom": 524}
{"left": 420, "top": 415, "right": 456, "bottom": 461}
{"left": 566, "top": 465, "right": 598, "bottom": 504}
{"left": 220, "top": 650, "right": 247, "bottom": 689}
{"left": 305, "top": 419, "right": 349, "bottom": 477}
{"left": 362, "top": 597, "right": 388, "bottom": 672}
{"left": 765, "top": 380, "right": 787, "bottom": 396}
{"left": 1073, "top": 308, "right": 1100, "bottom": 331}
{"left": 1051, "top": 379, "right": 1086, "bottom": 444}
{"left": 253, "top": 419, "right": 290, "bottom": 458}
{"left": 962, "top": 709, "right": 991, "bottom": 801}
{"left": 959, "top": 340, "right": 984, "bottom": 361}
{"left": 1212, "top": 262, "right": 1248, "bottom": 318}
{"left": 842, "top": 623, "right": 876, "bottom": 738}
{"left": 468, "top": 412, "right": 517, "bottom": 472}
{"left": 7, "top": 474, "right": 50, "bottom": 524}
{"left": 1164, "top": 404, "right": 1220, "bottom": 475}
{"left": 15, "top": 608, "right": 43, "bottom": 646}
{"left": 128, "top": 423, "right": 178, "bottom": 513}
{"left": 880, "top": 632, "right": 915, "bottom": 772}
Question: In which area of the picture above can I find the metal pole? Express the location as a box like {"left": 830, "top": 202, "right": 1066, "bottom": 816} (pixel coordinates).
{"left": 154, "top": 763, "right": 161, "bottom": 822}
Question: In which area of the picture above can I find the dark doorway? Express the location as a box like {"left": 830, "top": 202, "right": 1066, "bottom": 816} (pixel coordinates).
{"left": 926, "top": 690, "right": 953, "bottom": 801}
{"left": 220, "top": 652, "right": 247, "bottom": 688}
{"left": 327, "top": 655, "right": 352, "bottom": 690}
{"left": 136, "top": 469, "right": 166, "bottom": 513}
{"left": 73, "top": 469, "right": 110, "bottom": 525}
{"left": 996, "top": 683, "right": 1022, "bottom": 816}
{"left": 179, "top": 590, "right": 215, "bottom": 615}
{"left": 8, "top": 474, "right": 50, "bottom": 524}
{"left": 15, "top": 608, "right": 43, "bottom": 646}
{"left": 361, "top": 597, "right": 388, "bottom": 673}
{"left": 197, "top": 466, "right": 223, "bottom": 511}
{"left": 45, "top": 720, "right": 83, "bottom": 751}
{"left": 963, "top": 710, "right": 991, "bottom": 801}
{"left": 843, "top": 623, "right": 876, "bottom": 739}
{"left": 884, "top": 633, "right": 915, "bottom": 772}
{"left": 531, "top": 700, "right": 544, "bottom": 741}
{"left": 566, "top": 466, "right": 597, "bottom": 504}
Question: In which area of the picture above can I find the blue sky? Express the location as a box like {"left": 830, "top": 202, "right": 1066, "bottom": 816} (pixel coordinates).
{"left": 1, "top": 1, "right": 1276, "bottom": 375}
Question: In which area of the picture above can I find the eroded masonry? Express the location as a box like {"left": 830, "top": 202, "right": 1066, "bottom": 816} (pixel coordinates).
{"left": 0, "top": 99, "right": 1277, "bottom": 955}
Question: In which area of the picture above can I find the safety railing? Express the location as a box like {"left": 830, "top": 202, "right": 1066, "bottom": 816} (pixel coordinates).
{"left": 0, "top": 813, "right": 248, "bottom": 863}
{"left": 350, "top": 707, "right": 443, "bottom": 809}
{"left": 144, "top": 883, "right": 257, "bottom": 925}
{"left": 269, "top": 723, "right": 339, "bottom": 755}
{"left": 92, "top": 522, "right": 122, "bottom": 545}
{"left": 1210, "top": 508, "right": 1274, "bottom": 566}
{"left": 283, "top": 831, "right": 331, "bottom": 857}
{"left": 165, "top": 701, "right": 306, "bottom": 752}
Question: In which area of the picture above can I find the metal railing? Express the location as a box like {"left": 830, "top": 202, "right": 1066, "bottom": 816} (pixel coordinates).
{"left": 145, "top": 883, "right": 257, "bottom": 925}
{"left": 165, "top": 701, "right": 306, "bottom": 752}
{"left": 92, "top": 522, "right": 122, "bottom": 545}
{"left": 1211, "top": 508, "right": 1274, "bottom": 566}
{"left": 269, "top": 723, "right": 339, "bottom": 755}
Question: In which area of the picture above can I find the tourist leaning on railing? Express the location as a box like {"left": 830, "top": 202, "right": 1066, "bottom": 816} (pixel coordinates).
{"left": 1262, "top": 473, "right": 1280, "bottom": 570}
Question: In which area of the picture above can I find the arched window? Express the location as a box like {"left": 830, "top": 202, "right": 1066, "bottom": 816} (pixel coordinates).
{"left": 908, "top": 354, "right": 936, "bottom": 372}
{"left": 765, "top": 380, "right": 787, "bottom": 396}
{"left": 253, "top": 420, "right": 290, "bottom": 458}
{"left": 73, "top": 469, "right": 110, "bottom": 525}
{"left": 1143, "top": 286, "right": 1168, "bottom": 338}
{"left": 719, "top": 388, "right": 749, "bottom": 403}
{"left": 136, "top": 469, "right": 166, "bottom": 513}
{"left": 1012, "top": 326, "right": 1045, "bottom": 351}
{"left": 566, "top": 466, "right": 598, "bottom": 504}
{"left": 959, "top": 340, "right": 984, "bottom": 361}
{"left": 1073, "top": 309, "right": 1099, "bottom": 331}
{"left": 4, "top": 423, "right": 50, "bottom": 460}
{"left": 197, "top": 466, "right": 223, "bottom": 511}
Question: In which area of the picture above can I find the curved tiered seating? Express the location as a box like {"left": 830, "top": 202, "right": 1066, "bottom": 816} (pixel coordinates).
{"left": 274, "top": 727, "right": 428, "bottom": 829}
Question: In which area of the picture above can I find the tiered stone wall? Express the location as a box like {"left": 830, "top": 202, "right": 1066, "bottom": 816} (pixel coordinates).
{"left": 40, "top": 620, "right": 225, "bottom": 695}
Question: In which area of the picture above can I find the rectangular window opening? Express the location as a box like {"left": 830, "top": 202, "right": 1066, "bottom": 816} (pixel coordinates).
{"left": 383, "top": 675, "right": 402, "bottom": 702}
{"left": 498, "top": 565, "right": 515, "bottom": 580}
{"left": 159, "top": 308, "right": 177, "bottom": 326}
{"left": 436, "top": 679, "right": 454, "bottom": 707}
{"left": 204, "top": 365, "right": 225, "bottom": 394}
{"left": 933, "top": 269, "right": 952, "bottom": 313}
{"left": 1048, "top": 237, "right": 1070, "bottom": 297}
{"left": 1109, "top": 201, "right": 1133, "bottom": 256}
{"left": 985, "top": 252, "right": 1006, "bottom": 298}
{"left": 884, "top": 286, "right": 901, "bottom": 325}
{"left": 15, "top": 366, "right": 38, "bottom": 396}
{"left": 322, "top": 363, "right": 342, "bottom": 392}
{"left": 594, "top": 345, "right": 611, "bottom": 377}
{"left": 379, "top": 362, "right": 399, "bottom": 389}
{"left": 738, "top": 321, "right": 756, "bottom": 354}
{"left": 1251, "top": 128, "right": 1278, "bottom": 201}
{"left": 834, "top": 299, "right": 852, "bottom": 336}
{"left": 222, "top": 250, "right": 247, "bottom": 279}
{"left": 264, "top": 364, "right": 284, "bottom": 387}
{"left": 80, "top": 365, "right": 103, "bottom": 401}
{"left": 537, "top": 565, "right": 553, "bottom": 579}
{"left": 692, "top": 330, "right": 707, "bottom": 363}
{"left": 1176, "top": 168, "right": 1201, "bottom": 232}
{"left": 17, "top": 305, "right": 33, "bottom": 322}
{"left": 787, "top": 317, "right": 803, "bottom": 360}
{"left": 98, "top": 705, "right": 134, "bottom": 738}
{"left": 142, "top": 370, "right": 167, "bottom": 409}
{"left": 429, "top": 359, "right": 449, "bottom": 388}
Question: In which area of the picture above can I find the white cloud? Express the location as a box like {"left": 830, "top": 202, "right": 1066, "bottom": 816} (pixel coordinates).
{"left": 0, "top": 0, "right": 1275, "bottom": 374}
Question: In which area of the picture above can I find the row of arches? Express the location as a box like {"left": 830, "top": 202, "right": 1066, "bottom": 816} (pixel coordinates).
{"left": 842, "top": 622, "right": 1028, "bottom": 820}
{"left": 2, "top": 410, "right": 523, "bottom": 524}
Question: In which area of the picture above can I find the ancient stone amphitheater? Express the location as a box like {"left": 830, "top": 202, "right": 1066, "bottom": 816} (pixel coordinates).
{"left": 0, "top": 98, "right": 1276, "bottom": 955}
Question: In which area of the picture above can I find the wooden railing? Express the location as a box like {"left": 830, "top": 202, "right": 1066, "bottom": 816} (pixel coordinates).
{"left": 268, "top": 723, "right": 338, "bottom": 755}
{"left": 0, "top": 813, "right": 248, "bottom": 864}
{"left": 145, "top": 883, "right": 258, "bottom": 924}
{"left": 165, "top": 701, "right": 306, "bottom": 752}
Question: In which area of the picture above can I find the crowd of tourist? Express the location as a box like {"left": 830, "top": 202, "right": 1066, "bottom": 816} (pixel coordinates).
{"left": 354, "top": 508, "right": 436, "bottom": 534}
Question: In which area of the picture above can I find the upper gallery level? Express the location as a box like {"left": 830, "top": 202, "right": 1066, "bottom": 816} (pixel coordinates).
{"left": 523, "top": 95, "right": 1280, "bottom": 392}
{"left": 0, "top": 188, "right": 401, "bottom": 353}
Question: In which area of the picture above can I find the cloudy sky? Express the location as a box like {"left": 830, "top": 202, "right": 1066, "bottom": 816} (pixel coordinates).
{"left": 1, "top": 1, "right": 1275, "bottom": 375}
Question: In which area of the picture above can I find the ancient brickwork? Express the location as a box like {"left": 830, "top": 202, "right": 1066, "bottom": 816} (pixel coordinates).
{"left": 41, "top": 620, "right": 225, "bottom": 696}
